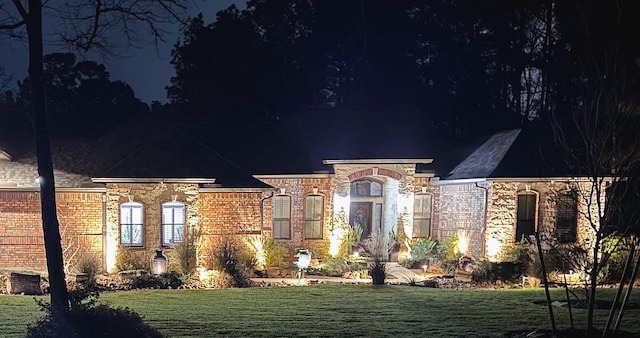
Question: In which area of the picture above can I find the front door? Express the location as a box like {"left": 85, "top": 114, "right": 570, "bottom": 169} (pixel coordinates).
{"left": 350, "top": 202, "right": 372, "bottom": 240}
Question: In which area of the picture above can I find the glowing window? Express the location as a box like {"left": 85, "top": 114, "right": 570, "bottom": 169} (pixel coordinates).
{"left": 304, "top": 195, "right": 323, "bottom": 239}
{"left": 273, "top": 195, "right": 291, "bottom": 239}
{"left": 120, "top": 202, "right": 143, "bottom": 247}
{"left": 162, "top": 202, "right": 185, "bottom": 246}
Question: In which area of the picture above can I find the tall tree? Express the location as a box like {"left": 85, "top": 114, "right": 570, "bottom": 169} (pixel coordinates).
{"left": 550, "top": 0, "right": 640, "bottom": 332}
{"left": 17, "top": 53, "right": 147, "bottom": 138}
{"left": 167, "top": 1, "right": 316, "bottom": 120}
{"left": 0, "top": 0, "right": 190, "bottom": 315}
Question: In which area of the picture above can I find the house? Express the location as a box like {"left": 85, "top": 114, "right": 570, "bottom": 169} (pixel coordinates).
{"left": 0, "top": 112, "right": 602, "bottom": 274}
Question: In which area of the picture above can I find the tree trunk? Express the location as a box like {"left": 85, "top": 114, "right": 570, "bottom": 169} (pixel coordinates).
{"left": 587, "top": 233, "right": 601, "bottom": 330}
{"left": 27, "top": 0, "right": 69, "bottom": 314}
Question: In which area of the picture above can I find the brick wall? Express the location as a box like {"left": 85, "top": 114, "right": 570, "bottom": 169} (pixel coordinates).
{"left": 197, "top": 190, "right": 264, "bottom": 264}
{"left": 256, "top": 177, "right": 333, "bottom": 258}
{"left": 0, "top": 190, "right": 104, "bottom": 272}
{"left": 435, "top": 183, "right": 487, "bottom": 258}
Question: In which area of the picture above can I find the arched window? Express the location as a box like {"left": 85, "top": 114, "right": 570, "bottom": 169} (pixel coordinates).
{"left": 350, "top": 179, "right": 383, "bottom": 197}
{"left": 304, "top": 195, "right": 324, "bottom": 239}
{"left": 162, "top": 202, "right": 185, "bottom": 246}
{"left": 273, "top": 195, "right": 291, "bottom": 239}
{"left": 516, "top": 192, "right": 537, "bottom": 241}
{"left": 413, "top": 194, "right": 433, "bottom": 238}
{"left": 120, "top": 202, "right": 143, "bottom": 247}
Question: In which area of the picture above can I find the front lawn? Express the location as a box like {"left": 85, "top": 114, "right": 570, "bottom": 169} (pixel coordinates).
{"left": 1, "top": 285, "right": 639, "bottom": 337}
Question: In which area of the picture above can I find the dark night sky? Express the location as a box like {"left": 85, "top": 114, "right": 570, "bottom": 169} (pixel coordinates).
{"left": 1, "top": 1, "right": 243, "bottom": 104}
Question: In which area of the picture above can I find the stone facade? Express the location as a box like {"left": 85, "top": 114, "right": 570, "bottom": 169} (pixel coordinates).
{"left": 105, "top": 183, "right": 199, "bottom": 272}
{"left": 484, "top": 180, "right": 600, "bottom": 261}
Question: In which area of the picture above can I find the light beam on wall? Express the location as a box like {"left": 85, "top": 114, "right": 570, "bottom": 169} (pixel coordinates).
{"left": 457, "top": 231, "right": 470, "bottom": 256}
{"left": 486, "top": 237, "right": 501, "bottom": 262}
{"left": 105, "top": 220, "right": 118, "bottom": 273}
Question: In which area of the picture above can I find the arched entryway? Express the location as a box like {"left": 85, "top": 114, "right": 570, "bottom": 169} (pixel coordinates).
{"left": 349, "top": 178, "right": 384, "bottom": 239}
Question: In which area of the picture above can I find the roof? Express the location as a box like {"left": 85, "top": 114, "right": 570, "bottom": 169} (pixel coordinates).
{"left": 1, "top": 109, "right": 570, "bottom": 188}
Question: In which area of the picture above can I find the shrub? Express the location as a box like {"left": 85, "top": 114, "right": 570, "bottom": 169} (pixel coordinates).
{"left": 502, "top": 239, "right": 531, "bottom": 266}
{"left": 263, "top": 238, "right": 289, "bottom": 268}
{"left": 307, "top": 257, "right": 367, "bottom": 277}
{"left": 75, "top": 253, "right": 101, "bottom": 286}
{"left": 435, "top": 234, "right": 461, "bottom": 261}
{"left": 599, "top": 235, "right": 630, "bottom": 283}
{"left": 115, "top": 249, "right": 147, "bottom": 271}
{"left": 131, "top": 271, "right": 183, "bottom": 289}
{"left": 26, "top": 289, "right": 165, "bottom": 338}
{"left": 406, "top": 237, "right": 440, "bottom": 268}
{"left": 208, "top": 238, "right": 254, "bottom": 288}
{"left": 167, "top": 226, "right": 202, "bottom": 275}
{"left": 362, "top": 231, "right": 393, "bottom": 285}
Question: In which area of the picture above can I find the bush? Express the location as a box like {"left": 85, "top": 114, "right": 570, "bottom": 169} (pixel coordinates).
{"left": 405, "top": 237, "right": 440, "bottom": 268}
{"left": 26, "top": 289, "right": 165, "bottom": 338}
{"left": 208, "top": 239, "right": 254, "bottom": 288}
{"left": 306, "top": 257, "right": 367, "bottom": 277}
{"left": 263, "top": 238, "right": 289, "bottom": 268}
{"left": 75, "top": 254, "right": 101, "bottom": 286}
{"left": 115, "top": 249, "right": 147, "bottom": 271}
{"left": 131, "top": 271, "right": 183, "bottom": 289}
{"left": 167, "top": 226, "right": 202, "bottom": 275}
{"left": 599, "top": 235, "right": 630, "bottom": 283}
{"left": 435, "top": 234, "right": 462, "bottom": 261}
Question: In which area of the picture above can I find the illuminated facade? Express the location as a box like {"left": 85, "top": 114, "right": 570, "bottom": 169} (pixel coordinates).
{"left": 0, "top": 125, "right": 601, "bottom": 273}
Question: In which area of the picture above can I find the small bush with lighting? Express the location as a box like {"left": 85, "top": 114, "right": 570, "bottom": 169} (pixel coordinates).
{"left": 404, "top": 237, "right": 440, "bottom": 268}
{"left": 166, "top": 226, "right": 202, "bottom": 276}
{"left": 207, "top": 238, "right": 255, "bottom": 288}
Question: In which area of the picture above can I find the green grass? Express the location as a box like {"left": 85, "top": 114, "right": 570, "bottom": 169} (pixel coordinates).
{"left": 1, "top": 285, "right": 639, "bottom": 337}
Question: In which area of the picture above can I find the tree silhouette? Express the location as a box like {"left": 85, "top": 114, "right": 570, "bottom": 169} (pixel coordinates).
{"left": 0, "top": 0, "right": 189, "bottom": 315}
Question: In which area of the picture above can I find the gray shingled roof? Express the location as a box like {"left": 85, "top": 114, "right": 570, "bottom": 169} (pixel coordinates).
{"left": 0, "top": 156, "right": 94, "bottom": 188}
{"left": 447, "top": 129, "right": 521, "bottom": 179}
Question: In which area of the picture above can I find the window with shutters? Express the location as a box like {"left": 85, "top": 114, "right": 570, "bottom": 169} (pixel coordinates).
{"left": 162, "top": 202, "right": 185, "bottom": 246}
{"left": 273, "top": 195, "right": 291, "bottom": 239}
{"left": 556, "top": 193, "right": 577, "bottom": 243}
{"left": 413, "top": 194, "right": 432, "bottom": 238}
{"left": 304, "top": 195, "right": 324, "bottom": 239}
{"left": 120, "top": 202, "right": 144, "bottom": 247}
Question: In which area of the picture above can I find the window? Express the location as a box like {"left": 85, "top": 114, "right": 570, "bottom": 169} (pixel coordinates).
{"left": 273, "top": 195, "right": 291, "bottom": 239}
{"left": 516, "top": 193, "right": 537, "bottom": 241}
{"left": 556, "top": 193, "right": 577, "bottom": 243}
{"left": 120, "top": 202, "right": 143, "bottom": 247}
{"left": 162, "top": 202, "right": 185, "bottom": 246}
{"left": 350, "top": 179, "right": 383, "bottom": 197}
{"left": 413, "top": 194, "right": 432, "bottom": 238}
{"left": 304, "top": 195, "right": 324, "bottom": 239}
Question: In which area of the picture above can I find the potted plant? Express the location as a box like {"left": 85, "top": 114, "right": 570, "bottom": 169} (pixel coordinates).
{"left": 362, "top": 231, "right": 392, "bottom": 285}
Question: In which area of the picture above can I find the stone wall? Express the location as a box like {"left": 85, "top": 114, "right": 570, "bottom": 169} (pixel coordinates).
{"left": 485, "top": 181, "right": 599, "bottom": 262}
{"left": 0, "top": 190, "right": 104, "bottom": 272}
{"left": 105, "top": 183, "right": 198, "bottom": 272}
